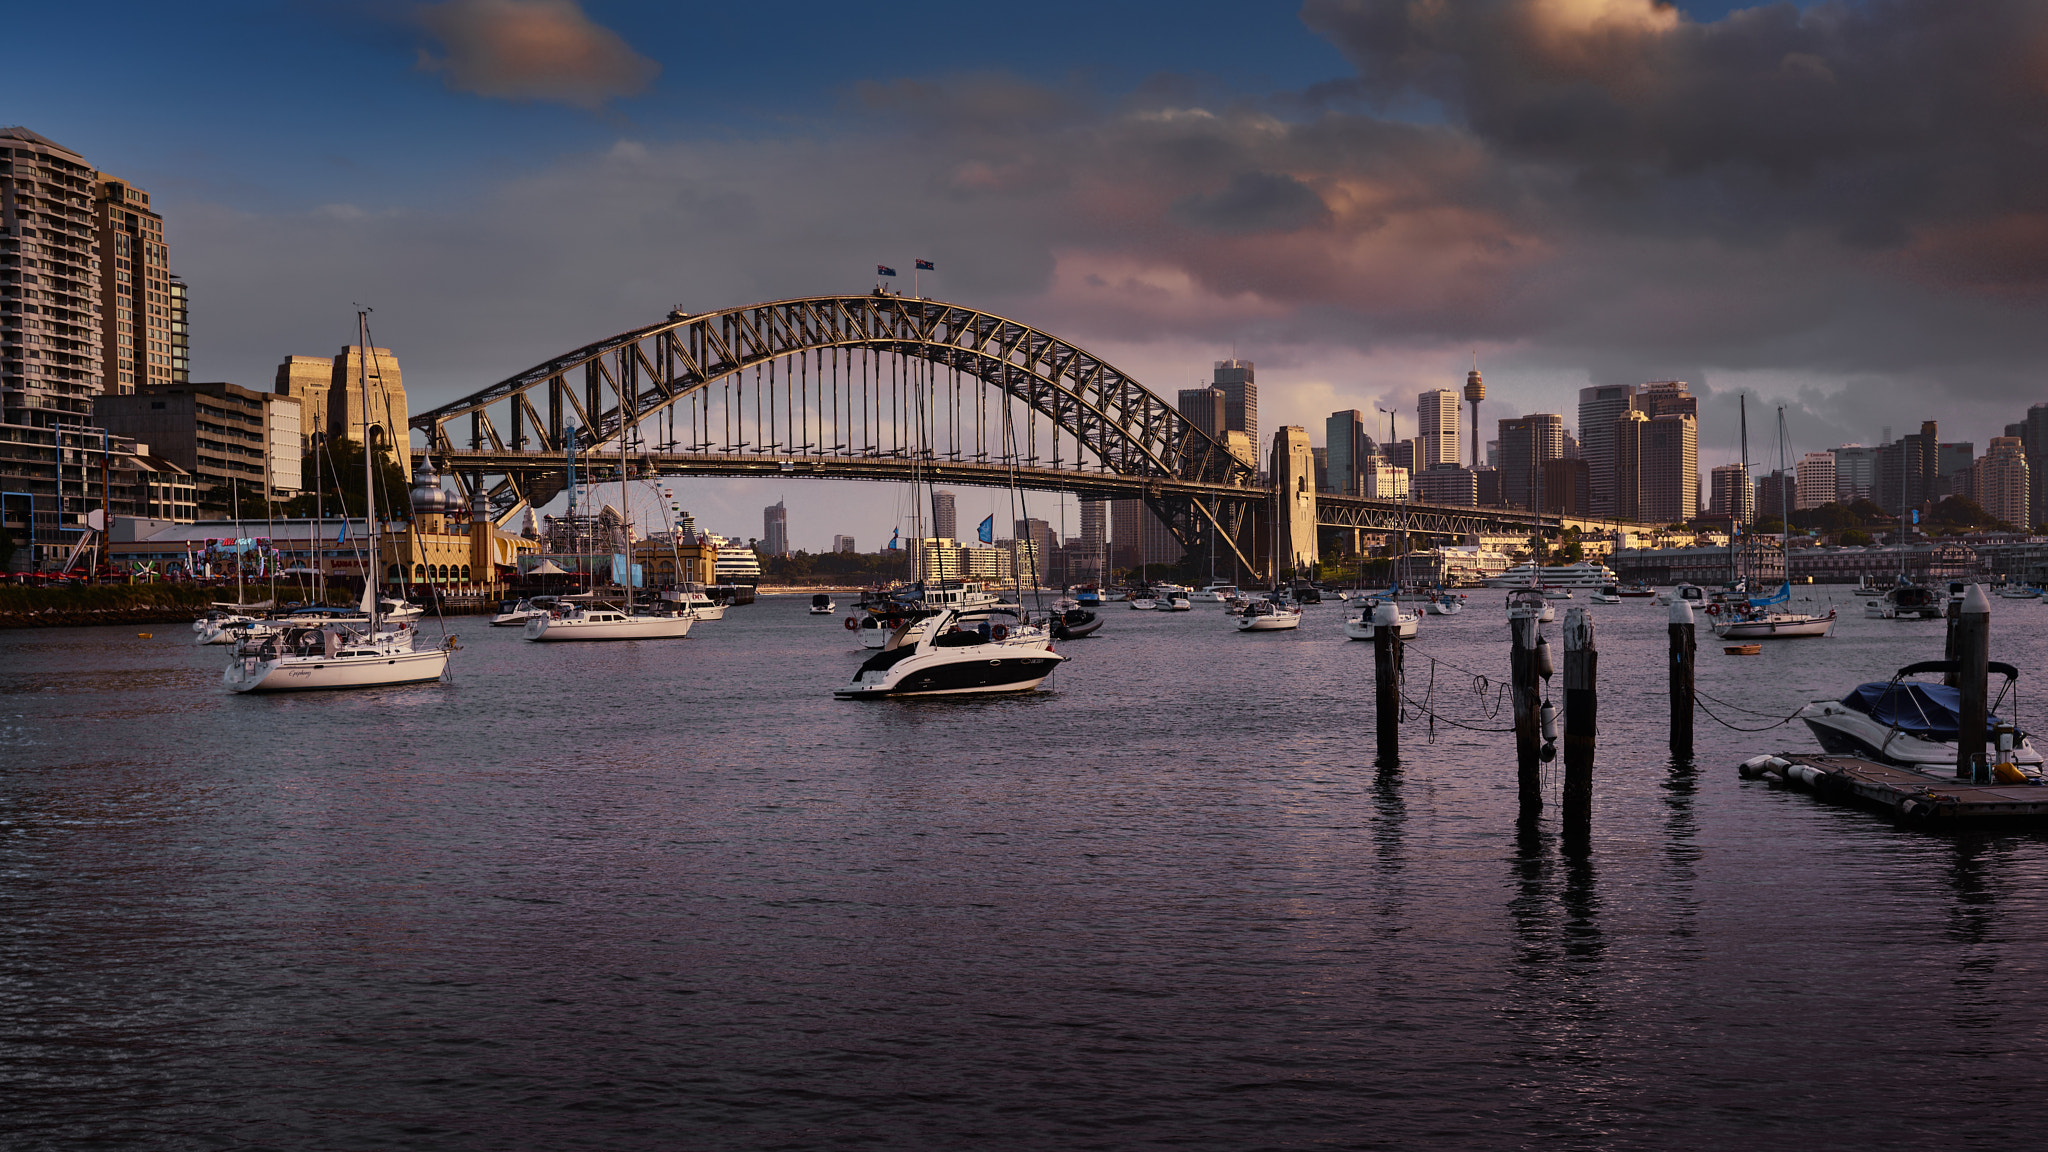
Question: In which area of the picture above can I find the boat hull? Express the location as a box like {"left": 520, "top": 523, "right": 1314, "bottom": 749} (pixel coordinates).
{"left": 224, "top": 646, "right": 449, "bottom": 693}
{"left": 1799, "top": 706, "right": 2045, "bottom": 771}
{"left": 1343, "top": 615, "right": 1420, "bottom": 640}
{"left": 1712, "top": 612, "right": 1835, "bottom": 639}
{"left": 835, "top": 653, "right": 1063, "bottom": 698}
{"left": 1235, "top": 616, "right": 1301, "bottom": 631}
{"left": 524, "top": 615, "right": 695, "bottom": 641}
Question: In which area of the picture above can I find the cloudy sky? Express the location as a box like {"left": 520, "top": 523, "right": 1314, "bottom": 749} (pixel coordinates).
{"left": 9, "top": 0, "right": 2048, "bottom": 548}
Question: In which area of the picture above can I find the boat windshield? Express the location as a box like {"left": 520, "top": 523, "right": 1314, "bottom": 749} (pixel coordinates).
{"left": 1839, "top": 681, "right": 2010, "bottom": 741}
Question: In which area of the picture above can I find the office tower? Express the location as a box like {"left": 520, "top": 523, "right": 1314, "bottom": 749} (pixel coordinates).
{"left": 1014, "top": 517, "right": 1057, "bottom": 560}
{"left": 1463, "top": 367, "right": 1485, "bottom": 468}
{"left": 1875, "top": 421, "right": 1939, "bottom": 515}
{"left": 1709, "top": 463, "right": 1755, "bottom": 522}
{"left": 1080, "top": 499, "right": 1106, "bottom": 547}
{"left": 831, "top": 534, "right": 857, "bottom": 553}
{"left": 1832, "top": 445, "right": 1877, "bottom": 504}
{"left": 1613, "top": 411, "right": 1697, "bottom": 523}
{"left": 1561, "top": 430, "right": 1580, "bottom": 459}
{"left": 1414, "top": 464, "right": 1478, "bottom": 506}
{"left": 930, "top": 489, "right": 957, "bottom": 540}
{"left": 1486, "top": 439, "right": 1500, "bottom": 467}
{"left": 1177, "top": 386, "right": 1227, "bottom": 438}
{"left": 763, "top": 500, "right": 789, "bottom": 556}
{"left": 1936, "top": 442, "right": 1974, "bottom": 502}
{"left": 1325, "top": 409, "right": 1373, "bottom": 496}
{"left": 2, "top": 127, "right": 104, "bottom": 425}
{"left": 1212, "top": 359, "right": 1257, "bottom": 450}
{"left": 93, "top": 171, "right": 171, "bottom": 395}
{"left": 1755, "top": 470, "right": 1792, "bottom": 520}
{"left": 1541, "top": 458, "right": 1591, "bottom": 516}
{"left": 1637, "top": 380, "right": 1697, "bottom": 418}
{"left": 1416, "top": 388, "right": 1460, "bottom": 471}
{"left": 1497, "top": 413, "right": 1565, "bottom": 512}
{"left": 167, "top": 275, "right": 188, "bottom": 383}
{"left": 1976, "top": 437, "right": 2031, "bottom": 529}
{"left": 1474, "top": 467, "right": 1502, "bottom": 506}
{"left": 1311, "top": 446, "right": 1329, "bottom": 492}
{"left": 1382, "top": 439, "right": 1415, "bottom": 472}
{"left": 1577, "top": 384, "right": 1638, "bottom": 517}
{"left": 1794, "top": 451, "right": 1836, "bottom": 510}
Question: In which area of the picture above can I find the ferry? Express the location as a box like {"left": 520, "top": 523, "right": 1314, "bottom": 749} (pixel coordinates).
{"left": 1481, "top": 561, "right": 1620, "bottom": 590}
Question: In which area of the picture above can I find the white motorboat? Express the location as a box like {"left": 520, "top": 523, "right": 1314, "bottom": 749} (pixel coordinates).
{"left": 809, "top": 593, "right": 838, "bottom": 614}
{"left": 835, "top": 608, "right": 1064, "bottom": 698}
{"left": 1343, "top": 600, "right": 1419, "bottom": 641}
{"left": 524, "top": 602, "right": 694, "bottom": 641}
{"left": 1869, "top": 583, "right": 1944, "bottom": 620}
{"left": 1481, "top": 561, "right": 1619, "bottom": 590}
{"left": 1589, "top": 584, "right": 1622, "bottom": 605}
{"left": 1657, "top": 583, "right": 1707, "bottom": 609}
{"left": 1129, "top": 596, "right": 1158, "bottom": 610}
{"left": 1232, "top": 600, "right": 1301, "bottom": 631}
{"left": 661, "top": 585, "right": 727, "bottom": 620}
{"left": 1796, "top": 659, "right": 2042, "bottom": 774}
{"left": 1191, "top": 583, "right": 1239, "bottom": 603}
{"left": 491, "top": 595, "right": 558, "bottom": 627}
{"left": 1154, "top": 594, "right": 1193, "bottom": 612}
{"left": 1424, "top": 591, "right": 1465, "bottom": 615}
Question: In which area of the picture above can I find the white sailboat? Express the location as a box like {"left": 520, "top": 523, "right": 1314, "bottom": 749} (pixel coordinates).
{"left": 526, "top": 412, "right": 694, "bottom": 641}
{"left": 1711, "top": 408, "right": 1835, "bottom": 641}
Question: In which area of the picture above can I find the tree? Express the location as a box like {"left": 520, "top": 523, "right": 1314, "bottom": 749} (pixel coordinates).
{"left": 281, "top": 437, "right": 412, "bottom": 520}
{"left": 1837, "top": 527, "right": 1875, "bottom": 546}
{"left": 1556, "top": 525, "right": 1585, "bottom": 564}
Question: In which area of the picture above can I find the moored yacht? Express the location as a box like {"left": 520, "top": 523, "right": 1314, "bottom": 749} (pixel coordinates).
{"left": 1343, "top": 598, "right": 1419, "bottom": 640}
{"left": 491, "top": 595, "right": 558, "bottom": 627}
{"left": 1232, "top": 599, "right": 1301, "bottom": 631}
{"left": 809, "top": 593, "right": 837, "bottom": 614}
{"left": 524, "top": 599, "right": 694, "bottom": 641}
{"left": 835, "top": 608, "right": 1063, "bottom": 698}
{"left": 1796, "top": 659, "right": 2042, "bottom": 773}
{"left": 1481, "top": 561, "right": 1619, "bottom": 590}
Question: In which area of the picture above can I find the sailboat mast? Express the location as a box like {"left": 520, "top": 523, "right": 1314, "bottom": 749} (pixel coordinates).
{"left": 620, "top": 406, "right": 631, "bottom": 613}
{"left": 360, "top": 309, "right": 379, "bottom": 634}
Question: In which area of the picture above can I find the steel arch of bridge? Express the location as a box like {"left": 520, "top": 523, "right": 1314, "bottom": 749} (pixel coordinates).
{"left": 412, "top": 293, "right": 1266, "bottom": 571}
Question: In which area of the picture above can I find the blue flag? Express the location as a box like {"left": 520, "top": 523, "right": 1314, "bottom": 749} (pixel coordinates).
{"left": 336, "top": 519, "right": 347, "bottom": 542}
{"left": 915, "top": 259, "right": 935, "bottom": 271}
{"left": 888, "top": 527, "right": 900, "bottom": 550}
{"left": 977, "top": 514, "right": 993, "bottom": 544}
{"left": 877, "top": 265, "right": 897, "bottom": 277}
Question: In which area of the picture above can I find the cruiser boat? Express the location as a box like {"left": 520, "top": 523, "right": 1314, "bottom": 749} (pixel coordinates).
{"left": 662, "top": 585, "right": 727, "bottom": 620}
{"left": 809, "top": 593, "right": 837, "bottom": 614}
{"left": 1589, "top": 585, "right": 1623, "bottom": 605}
{"left": 1192, "top": 582, "right": 1239, "bottom": 603}
{"left": 524, "top": 601, "right": 694, "bottom": 641}
{"left": 1233, "top": 599, "right": 1302, "bottom": 632}
{"left": 1343, "top": 599, "right": 1420, "bottom": 641}
{"left": 1154, "top": 593, "right": 1193, "bottom": 612}
{"left": 1481, "top": 561, "right": 1620, "bottom": 590}
{"left": 836, "top": 608, "right": 1064, "bottom": 698}
{"left": 1869, "top": 583, "right": 1943, "bottom": 620}
{"left": 491, "top": 596, "right": 558, "bottom": 627}
{"left": 1796, "top": 660, "right": 2042, "bottom": 773}
{"left": 1425, "top": 591, "right": 1465, "bottom": 616}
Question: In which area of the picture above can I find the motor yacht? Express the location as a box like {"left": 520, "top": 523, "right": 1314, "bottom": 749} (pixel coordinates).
{"left": 662, "top": 585, "right": 727, "bottom": 620}
{"left": 809, "top": 593, "right": 838, "bottom": 615}
{"left": 491, "top": 595, "right": 558, "bottom": 627}
{"left": 1192, "top": 582, "right": 1239, "bottom": 603}
{"left": 1232, "top": 599, "right": 1301, "bottom": 631}
{"left": 1796, "top": 659, "right": 2042, "bottom": 773}
{"left": 835, "top": 608, "right": 1064, "bottom": 698}
{"left": 523, "top": 601, "right": 695, "bottom": 641}
{"left": 1343, "top": 599, "right": 1419, "bottom": 641}
{"left": 1869, "top": 583, "right": 1943, "bottom": 620}
{"left": 1589, "top": 584, "right": 1623, "bottom": 605}
{"left": 1154, "top": 593, "right": 1193, "bottom": 612}
{"left": 1129, "top": 593, "right": 1158, "bottom": 610}
{"left": 1481, "top": 561, "right": 1620, "bottom": 590}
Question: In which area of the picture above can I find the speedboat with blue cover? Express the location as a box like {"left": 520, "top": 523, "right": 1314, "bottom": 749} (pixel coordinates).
{"left": 1796, "top": 660, "right": 2042, "bottom": 772}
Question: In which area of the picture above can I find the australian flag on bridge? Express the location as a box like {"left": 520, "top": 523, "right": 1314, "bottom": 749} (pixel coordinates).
{"left": 877, "top": 264, "right": 897, "bottom": 277}
{"left": 916, "top": 260, "right": 935, "bottom": 271}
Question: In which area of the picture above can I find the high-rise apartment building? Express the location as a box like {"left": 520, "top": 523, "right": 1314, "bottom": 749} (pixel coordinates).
{"left": 1497, "top": 413, "right": 1565, "bottom": 512}
{"left": 1212, "top": 360, "right": 1257, "bottom": 451}
{"left": 1015, "top": 517, "right": 1057, "bottom": 561}
{"left": 1577, "top": 384, "right": 1638, "bottom": 517}
{"left": 1832, "top": 445, "right": 1877, "bottom": 504}
{"left": 1614, "top": 411, "right": 1697, "bottom": 523}
{"left": 1976, "top": 437, "right": 2030, "bottom": 529}
{"left": 1794, "top": 451, "right": 1836, "bottom": 510}
{"left": 1325, "top": 409, "right": 1374, "bottom": 497}
{"left": 93, "top": 172, "right": 170, "bottom": 395}
{"left": 167, "top": 275, "right": 188, "bottom": 383}
{"left": 1416, "top": 388, "right": 1460, "bottom": 471}
{"left": 930, "top": 489, "right": 957, "bottom": 540}
{"left": 1709, "top": 463, "right": 1754, "bottom": 523}
{"left": 2006, "top": 404, "right": 2048, "bottom": 530}
{"left": 2, "top": 127, "right": 105, "bottom": 425}
{"left": 93, "top": 380, "right": 302, "bottom": 500}
{"left": 762, "top": 500, "right": 788, "bottom": 556}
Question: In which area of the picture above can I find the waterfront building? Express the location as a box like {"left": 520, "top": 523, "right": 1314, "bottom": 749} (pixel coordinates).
{"left": 93, "top": 171, "right": 170, "bottom": 394}
{"left": 1976, "top": 436, "right": 2031, "bottom": 529}
{"left": 929, "top": 490, "right": 956, "bottom": 541}
{"left": 1416, "top": 388, "right": 1460, "bottom": 472}
{"left": 2, "top": 127, "right": 105, "bottom": 425}
{"left": 0, "top": 420, "right": 194, "bottom": 570}
{"left": 1832, "top": 444, "right": 1877, "bottom": 504}
{"left": 1325, "top": 409, "right": 1373, "bottom": 497}
{"left": 1497, "top": 413, "right": 1564, "bottom": 513}
{"left": 763, "top": 500, "right": 788, "bottom": 557}
{"left": 1795, "top": 451, "right": 1836, "bottom": 510}
{"left": 383, "top": 459, "right": 540, "bottom": 592}
{"left": 93, "top": 380, "right": 303, "bottom": 500}
{"left": 1212, "top": 359, "right": 1257, "bottom": 451}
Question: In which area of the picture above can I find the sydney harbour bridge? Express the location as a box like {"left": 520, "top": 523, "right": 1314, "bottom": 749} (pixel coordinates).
{"left": 408, "top": 294, "right": 1628, "bottom": 579}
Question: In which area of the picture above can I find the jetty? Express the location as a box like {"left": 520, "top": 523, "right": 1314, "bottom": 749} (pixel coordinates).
{"left": 1739, "top": 753, "right": 2048, "bottom": 823}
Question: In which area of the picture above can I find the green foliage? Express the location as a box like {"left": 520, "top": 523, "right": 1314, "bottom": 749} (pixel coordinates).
{"left": 0, "top": 525, "right": 12, "bottom": 568}
{"left": 1837, "top": 527, "right": 1875, "bottom": 546}
{"left": 1927, "top": 496, "right": 2011, "bottom": 532}
{"left": 279, "top": 437, "right": 412, "bottom": 520}
{"left": 1556, "top": 525, "right": 1584, "bottom": 564}
{"left": 761, "top": 549, "right": 910, "bottom": 583}
{"left": 0, "top": 583, "right": 213, "bottom": 613}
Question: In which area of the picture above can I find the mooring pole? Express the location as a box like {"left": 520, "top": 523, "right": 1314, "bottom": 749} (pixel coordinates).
{"left": 1563, "top": 606, "right": 1596, "bottom": 841}
{"left": 1955, "top": 583, "right": 1991, "bottom": 781}
{"left": 1943, "top": 592, "right": 1962, "bottom": 687}
{"left": 1508, "top": 591, "right": 1543, "bottom": 817}
{"left": 1669, "top": 597, "right": 1695, "bottom": 757}
{"left": 1373, "top": 599, "right": 1403, "bottom": 766}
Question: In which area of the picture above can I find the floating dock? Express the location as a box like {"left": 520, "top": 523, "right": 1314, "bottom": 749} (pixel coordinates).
{"left": 1739, "top": 753, "right": 2048, "bottom": 823}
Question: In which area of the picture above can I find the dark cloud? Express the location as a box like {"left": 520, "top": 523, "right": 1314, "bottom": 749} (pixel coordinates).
{"left": 415, "top": 0, "right": 659, "bottom": 109}
{"left": 1172, "top": 170, "right": 1332, "bottom": 233}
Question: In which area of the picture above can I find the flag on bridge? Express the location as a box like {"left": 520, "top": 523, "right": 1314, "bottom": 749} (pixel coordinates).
{"left": 977, "top": 514, "right": 993, "bottom": 544}
{"left": 915, "top": 259, "right": 935, "bottom": 271}
{"left": 877, "top": 265, "right": 897, "bottom": 277}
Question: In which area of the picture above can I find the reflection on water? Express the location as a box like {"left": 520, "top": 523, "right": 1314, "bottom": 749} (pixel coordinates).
{"left": 7, "top": 588, "right": 2048, "bottom": 1148}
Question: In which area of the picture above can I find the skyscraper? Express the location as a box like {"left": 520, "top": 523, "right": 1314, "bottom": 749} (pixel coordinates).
{"left": 2007, "top": 404, "right": 2048, "bottom": 530}
{"left": 1080, "top": 499, "right": 1106, "bottom": 547}
{"left": 1976, "top": 436, "right": 2031, "bottom": 529}
{"left": 1177, "top": 386, "right": 1226, "bottom": 438}
{"left": 2, "top": 127, "right": 105, "bottom": 425}
{"left": 1794, "top": 451, "right": 1836, "bottom": 510}
{"left": 167, "top": 274, "right": 188, "bottom": 383}
{"left": 1325, "top": 409, "right": 1373, "bottom": 496}
{"left": 94, "top": 171, "right": 170, "bottom": 395}
{"left": 1212, "top": 360, "right": 1257, "bottom": 451}
{"left": 930, "top": 489, "right": 957, "bottom": 540}
{"left": 762, "top": 500, "right": 789, "bottom": 556}
{"left": 1497, "top": 414, "right": 1565, "bottom": 512}
{"left": 1577, "top": 384, "right": 1639, "bottom": 517}
{"left": 1416, "top": 388, "right": 1460, "bottom": 471}
{"left": 1709, "top": 463, "right": 1755, "bottom": 523}
{"left": 1614, "top": 411, "right": 1698, "bottom": 523}
{"left": 1832, "top": 445, "right": 1877, "bottom": 504}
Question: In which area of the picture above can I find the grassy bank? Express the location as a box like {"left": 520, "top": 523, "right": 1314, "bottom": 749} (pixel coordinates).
{"left": 0, "top": 584, "right": 217, "bottom": 629}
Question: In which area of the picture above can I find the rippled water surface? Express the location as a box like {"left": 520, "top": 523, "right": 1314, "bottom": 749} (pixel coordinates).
{"left": 7, "top": 589, "right": 2048, "bottom": 1149}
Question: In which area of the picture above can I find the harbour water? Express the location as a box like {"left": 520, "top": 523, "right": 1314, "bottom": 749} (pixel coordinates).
{"left": 6, "top": 588, "right": 2048, "bottom": 1148}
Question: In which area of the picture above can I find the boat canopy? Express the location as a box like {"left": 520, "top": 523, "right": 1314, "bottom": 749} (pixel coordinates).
{"left": 1839, "top": 681, "right": 2008, "bottom": 741}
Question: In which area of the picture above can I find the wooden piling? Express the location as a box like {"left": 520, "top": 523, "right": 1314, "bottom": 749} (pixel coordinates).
{"left": 1954, "top": 584, "right": 1991, "bottom": 780}
{"left": 1563, "top": 607, "right": 1596, "bottom": 841}
{"left": 1373, "top": 600, "right": 1403, "bottom": 766}
{"left": 1508, "top": 592, "right": 1543, "bottom": 817}
{"left": 1668, "top": 598, "right": 1695, "bottom": 756}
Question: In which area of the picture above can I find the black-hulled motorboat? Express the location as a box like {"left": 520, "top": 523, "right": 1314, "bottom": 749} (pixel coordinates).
{"left": 835, "top": 608, "right": 1065, "bottom": 698}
